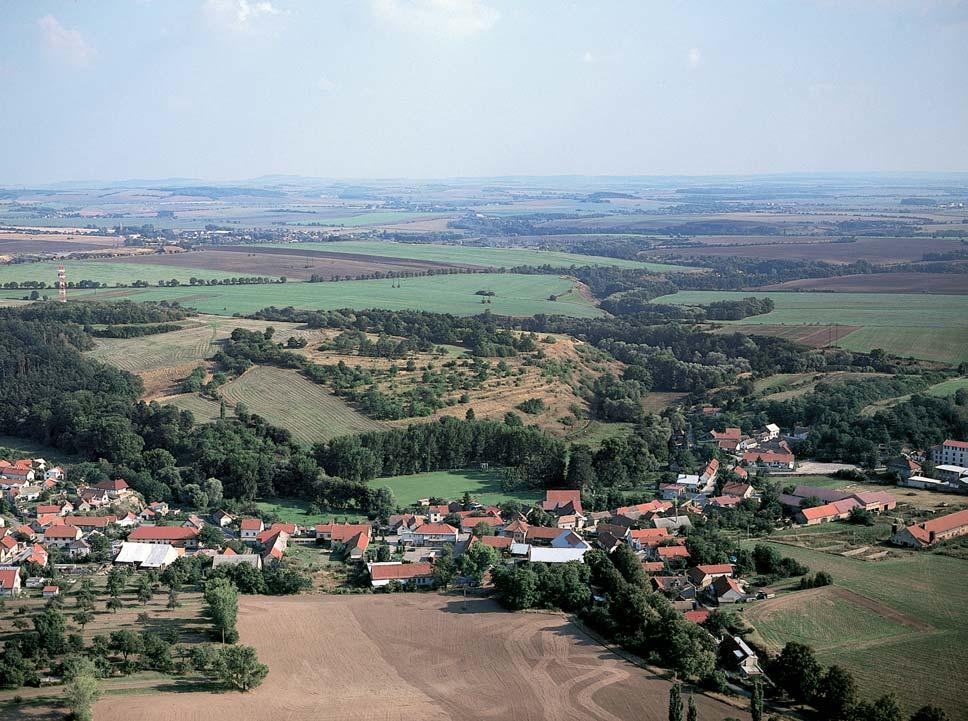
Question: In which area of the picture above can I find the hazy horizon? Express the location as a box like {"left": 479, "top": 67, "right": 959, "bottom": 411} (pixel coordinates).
{"left": 2, "top": 0, "right": 967, "bottom": 184}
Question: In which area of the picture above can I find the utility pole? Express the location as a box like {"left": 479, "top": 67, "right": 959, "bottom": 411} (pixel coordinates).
{"left": 57, "top": 265, "right": 67, "bottom": 303}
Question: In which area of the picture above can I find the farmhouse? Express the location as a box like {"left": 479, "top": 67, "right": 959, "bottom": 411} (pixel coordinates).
{"left": 240, "top": 518, "right": 265, "bottom": 540}
{"left": 711, "top": 575, "right": 746, "bottom": 604}
{"left": 742, "top": 450, "right": 795, "bottom": 470}
{"left": 42, "top": 525, "right": 82, "bottom": 548}
{"left": 94, "top": 478, "right": 132, "bottom": 499}
{"left": 0, "top": 567, "right": 21, "bottom": 596}
{"left": 408, "top": 523, "right": 459, "bottom": 546}
{"left": 316, "top": 522, "right": 372, "bottom": 544}
{"left": 628, "top": 527, "right": 670, "bottom": 551}
{"left": 931, "top": 439, "right": 968, "bottom": 468}
{"left": 212, "top": 553, "right": 262, "bottom": 570}
{"left": 64, "top": 515, "right": 117, "bottom": 531}
{"left": 368, "top": 561, "right": 435, "bottom": 588}
{"left": 212, "top": 510, "right": 234, "bottom": 527}
{"left": 687, "top": 564, "right": 734, "bottom": 588}
{"left": 891, "top": 509, "right": 968, "bottom": 548}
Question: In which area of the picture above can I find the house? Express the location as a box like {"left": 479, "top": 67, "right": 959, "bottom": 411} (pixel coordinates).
{"left": 706, "top": 495, "right": 744, "bottom": 511}
{"left": 700, "top": 458, "right": 720, "bottom": 484}
{"left": 461, "top": 516, "right": 505, "bottom": 534}
{"left": 239, "top": 518, "right": 265, "bottom": 540}
{"left": 36, "top": 502, "right": 72, "bottom": 517}
{"left": 212, "top": 510, "right": 234, "bottom": 528}
{"left": 650, "top": 575, "right": 696, "bottom": 600}
{"left": 628, "top": 527, "right": 670, "bottom": 551}
{"left": 42, "top": 585, "right": 59, "bottom": 599}
{"left": 641, "top": 561, "right": 665, "bottom": 574}
{"left": 934, "top": 465, "right": 968, "bottom": 484}
{"left": 887, "top": 456, "right": 922, "bottom": 480}
{"left": 687, "top": 564, "right": 734, "bottom": 588}
{"left": 45, "top": 466, "right": 65, "bottom": 482}
{"left": 742, "top": 450, "right": 795, "bottom": 471}
{"left": 0, "top": 459, "right": 35, "bottom": 482}
{"left": 94, "top": 479, "right": 131, "bottom": 499}
{"left": 127, "top": 526, "right": 199, "bottom": 548}
{"left": 615, "top": 500, "right": 672, "bottom": 518}
{"left": 0, "top": 567, "right": 21, "bottom": 596}
{"left": 721, "top": 635, "right": 761, "bottom": 676}
{"left": 652, "top": 515, "right": 692, "bottom": 532}
{"left": 797, "top": 503, "right": 842, "bottom": 525}
{"left": 19, "top": 543, "right": 48, "bottom": 567}
{"left": 212, "top": 553, "right": 262, "bottom": 570}
{"left": 315, "top": 523, "right": 372, "bottom": 544}
{"left": 479, "top": 535, "right": 512, "bottom": 552}
{"left": 388, "top": 513, "right": 423, "bottom": 535}
{"left": 891, "top": 509, "right": 968, "bottom": 548}
{"left": 711, "top": 575, "right": 746, "bottom": 604}
{"left": 262, "top": 532, "right": 289, "bottom": 563}
{"left": 540, "top": 490, "right": 586, "bottom": 528}
{"left": 931, "top": 439, "right": 968, "bottom": 467}
{"left": 114, "top": 541, "right": 179, "bottom": 570}
{"left": 656, "top": 545, "right": 690, "bottom": 564}
{"left": 64, "top": 515, "right": 117, "bottom": 531}
{"left": 342, "top": 531, "right": 369, "bottom": 561}
{"left": 524, "top": 526, "right": 570, "bottom": 546}
{"left": 116, "top": 511, "right": 140, "bottom": 528}
{"left": 42, "top": 525, "right": 83, "bottom": 548}
{"left": 759, "top": 423, "right": 781, "bottom": 441}
{"left": 721, "top": 482, "right": 753, "bottom": 499}
{"left": 408, "top": 523, "right": 459, "bottom": 547}
{"left": 528, "top": 543, "right": 589, "bottom": 563}
{"left": 0, "top": 535, "right": 20, "bottom": 563}
{"left": 368, "top": 561, "right": 435, "bottom": 588}
{"left": 77, "top": 487, "right": 110, "bottom": 508}
{"left": 732, "top": 465, "right": 749, "bottom": 481}
{"left": 659, "top": 483, "right": 688, "bottom": 500}
{"left": 14, "top": 485, "right": 42, "bottom": 503}
{"left": 139, "top": 508, "right": 157, "bottom": 522}
{"left": 710, "top": 428, "right": 742, "bottom": 444}
{"left": 15, "top": 524, "right": 37, "bottom": 541}
{"left": 67, "top": 539, "right": 91, "bottom": 560}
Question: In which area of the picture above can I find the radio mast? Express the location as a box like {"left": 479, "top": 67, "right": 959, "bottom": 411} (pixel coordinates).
{"left": 58, "top": 265, "right": 67, "bottom": 303}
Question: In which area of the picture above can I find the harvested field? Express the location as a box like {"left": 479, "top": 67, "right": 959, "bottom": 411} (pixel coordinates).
{"left": 0, "top": 231, "right": 117, "bottom": 254}
{"left": 94, "top": 594, "right": 750, "bottom": 721}
{"left": 157, "top": 392, "right": 226, "bottom": 422}
{"left": 113, "top": 247, "right": 473, "bottom": 281}
{"left": 218, "top": 366, "right": 388, "bottom": 443}
{"left": 643, "top": 236, "right": 962, "bottom": 264}
{"left": 716, "top": 324, "right": 861, "bottom": 348}
{"left": 0, "top": 259, "right": 264, "bottom": 287}
{"left": 762, "top": 272, "right": 968, "bottom": 294}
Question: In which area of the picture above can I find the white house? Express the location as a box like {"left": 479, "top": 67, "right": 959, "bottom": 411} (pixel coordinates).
{"left": 368, "top": 562, "right": 435, "bottom": 588}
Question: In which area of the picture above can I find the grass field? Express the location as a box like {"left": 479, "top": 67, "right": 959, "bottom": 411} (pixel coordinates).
{"left": 250, "top": 239, "right": 691, "bottom": 272}
{"left": 72, "top": 272, "right": 603, "bottom": 317}
{"left": 368, "top": 469, "right": 542, "bottom": 507}
{"left": 0, "top": 259, "right": 268, "bottom": 287}
{"left": 255, "top": 496, "right": 366, "bottom": 525}
{"left": 218, "top": 366, "right": 388, "bottom": 444}
{"left": 742, "top": 542, "right": 968, "bottom": 719}
{"left": 926, "top": 376, "right": 968, "bottom": 396}
{"left": 0, "top": 435, "right": 79, "bottom": 464}
{"left": 158, "top": 392, "right": 227, "bottom": 422}
{"left": 657, "top": 290, "right": 968, "bottom": 364}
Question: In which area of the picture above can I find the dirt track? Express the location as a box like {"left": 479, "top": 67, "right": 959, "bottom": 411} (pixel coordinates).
{"left": 94, "top": 594, "right": 749, "bottom": 721}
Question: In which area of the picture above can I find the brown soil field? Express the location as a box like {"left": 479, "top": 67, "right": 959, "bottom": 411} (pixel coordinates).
{"left": 0, "top": 232, "right": 118, "bottom": 254}
{"left": 714, "top": 324, "right": 861, "bottom": 347}
{"left": 642, "top": 237, "right": 961, "bottom": 265}
{"left": 111, "top": 247, "right": 477, "bottom": 280}
{"left": 94, "top": 594, "right": 750, "bottom": 721}
{"left": 761, "top": 272, "right": 968, "bottom": 294}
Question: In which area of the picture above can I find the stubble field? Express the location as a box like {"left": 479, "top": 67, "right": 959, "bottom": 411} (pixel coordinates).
{"left": 94, "top": 593, "right": 750, "bottom": 721}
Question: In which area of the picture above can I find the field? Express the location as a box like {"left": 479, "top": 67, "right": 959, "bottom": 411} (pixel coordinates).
{"left": 255, "top": 496, "right": 366, "bottom": 525}
{"left": 741, "top": 543, "right": 968, "bottom": 719}
{"left": 0, "top": 434, "right": 79, "bottom": 464}
{"left": 217, "top": 366, "right": 388, "bottom": 443}
{"left": 0, "top": 230, "right": 118, "bottom": 255}
{"left": 763, "top": 272, "right": 968, "bottom": 294}
{"left": 71, "top": 273, "right": 604, "bottom": 317}
{"left": 0, "top": 259, "right": 268, "bottom": 287}
{"left": 92, "top": 593, "right": 751, "bottom": 721}
{"left": 155, "top": 392, "right": 227, "bottom": 422}
{"left": 249, "top": 239, "right": 691, "bottom": 271}
{"left": 369, "top": 469, "right": 543, "bottom": 507}
{"left": 657, "top": 290, "right": 968, "bottom": 364}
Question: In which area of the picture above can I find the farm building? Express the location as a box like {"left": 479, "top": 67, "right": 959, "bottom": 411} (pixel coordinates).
{"left": 742, "top": 450, "right": 795, "bottom": 470}
{"left": 931, "top": 439, "right": 968, "bottom": 468}
{"left": 527, "top": 545, "right": 589, "bottom": 564}
{"left": 891, "top": 509, "right": 968, "bottom": 548}
{"left": 128, "top": 526, "right": 199, "bottom": 548}
{"left": 0, "top": 567, "right": 22, "bottom": 596}
{"left": 115, "top": 542, "right": 180, "bottom": 570}
{"left": 405, "top": 523, "right": 459, "bottom": 547}
{"left": 368, "top": 562, "right": 434, "bottom": 588}
{"left": 239, "top": 518, "right": 265, "bottom": 539}
{"left": 212, "top": 553, "right": 262, "bottom": 570}
{"left": 687, "top": 564, "right": 734, "bottom": 588}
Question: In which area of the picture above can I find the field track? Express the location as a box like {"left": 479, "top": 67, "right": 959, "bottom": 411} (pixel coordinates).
{"left": 94, "top": 594, "right": 750, "bottom": 721}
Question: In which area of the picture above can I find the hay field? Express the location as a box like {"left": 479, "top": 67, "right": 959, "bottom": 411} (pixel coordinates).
{"left": 218, "top": 366, "right": 388, "bottom": 443}
{"left": 369, "top": 469, "right": 542, "bottom": 507}
{"left": 72, "top": 273, "right": 604, "bottom": 317}
{"left": 763, "top": 272, "right": 968, "bottom": 294}
{"left": 742, "top": 542, "right": 968, "bottom": 719}
{"left": 94, "top": 594, "right": 750, "bottom": 721}
{"left": 0, "top": 259, "right": 270, "bottom": 287}
{"left": 249, "top": 239, "right": 690, "bottom": 271}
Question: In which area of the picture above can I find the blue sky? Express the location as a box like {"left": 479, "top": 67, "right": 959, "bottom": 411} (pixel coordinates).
{"left": 1, "top": 0, "right": 966, "bottom": 183}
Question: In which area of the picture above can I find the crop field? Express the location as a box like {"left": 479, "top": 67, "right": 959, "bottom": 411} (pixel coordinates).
{"left": 0, "top": 259, "right": 267, "bottom": 287}
{"left": 0, "top": 230, "right": 118, "bottom": 254}
{"left": 742, "top": 542, "right": 968, "bottom": 719}
{"left": 93, "top": 594, "right": 751, "bottom": 721}
{"left": 218, "top": 366, "right": 388, "bottom": 443}
{"left": 72, "top": 273, "right": 604, "bottom": 317}
{"left": 157, "top": 392, "right": 226, "bottom": 423}
{"left": 368, "top": 469, "right": 542, "bottom": 507}
{"left": 659, "top": 290, "right": 968, "bottom": 364}
{"left": 248, "top": 239, "right": 691, "bottom": 271}
{"left": 715, "top": 324, "right": 862, "bottom": 348}
{"left": 764, "top": 272, "right": 968, "bottom": 294}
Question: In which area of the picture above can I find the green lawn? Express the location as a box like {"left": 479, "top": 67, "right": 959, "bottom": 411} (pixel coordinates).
{"left": 0, "top": 260, "right": 267, "bottom": 287}
{"left": 69, "top": 273, "right": 603, "bottom": 318}
{"left": 249, "top": 239, "right": 691, "bottom": 272}
{"left": 743, "top": 542, "right": 968, "bottom": 719}
{"left": 925, "top": 376, "right": 968, "bottom": 397}
{"left": 0, "top": 435, "right": 80, "bottom": 465}
{"left": 369, "top": 469, "right": 542, "bottom": 507}
{"left": 255, "top": 497, "right": 366, "bottom": 525}
{"left": 655, "top": 290, "right": 968, "bottom": 363}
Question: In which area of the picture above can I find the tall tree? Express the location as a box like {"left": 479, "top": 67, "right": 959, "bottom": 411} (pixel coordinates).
{"left": 750, "top": 678, "right": 764, "bottom": 721}
{"left": 63, "top": 658, "right": 100, "bottom": 721}
{"left": 686, "top": 695, "right": 698, "bottom": 721}
{"left": 215, "top": 645, "right": 268, "bottom": 692}
{"left": 668, "top": 683, "right": 683, "bottom": 721}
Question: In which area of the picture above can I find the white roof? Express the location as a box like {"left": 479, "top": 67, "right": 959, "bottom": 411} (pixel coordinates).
{"left": 528, "top": 546, "right": 588, "bottom": 563}
{"left": 906, "top": 475, "right": 947, "bottom": 485}
{"left": 935, "top": 465, "right": 968, "bottom": 474}
{"left": 212, "top": 553, "right": 262, "bottom": 569}
{"left": 115, "top": 541, "right": 177, "bottom": 568}
{"left": 141, "top": 545, "right": 178, "bottom": 568}
{"left": 510, "top": 542, "right": 531, "bottom": 556}
{"left": 676, "top": 474, "right": 701, "bottom": 486}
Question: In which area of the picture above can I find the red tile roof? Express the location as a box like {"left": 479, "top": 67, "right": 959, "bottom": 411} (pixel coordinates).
{"left": 64, "top": 515, "right": 117, "bottom": 528}
{"left": 684, "top": 610, "right": 710, "bottom": 624}
{"left": 800, "top": 503, "right": 841, "bottom": 521}
{"left": 0, "top": 568, "right": 18, "bottom": 590}
{"left": 905, "top": 508, "right": 968, "bottom": 543}
{"left": 316, "top": 523, "right": 371, "bottom": 542}
{"left": 656, "top": 545, "right": 690, "bottom": 559}
{"left": 479, "top": 535, "right": 512, "bottom": 549}
{"left": 128, "top": 526, "right": 198, "bottom": 541}
{"left": 742, "top": 450, "right": 795, "bottom": 464}
{"left": 369, "top": 562, "right": 433, "bottom": 581}
{"left": 641, "top": 561, "right": 665, "bottom": 573}
{"left": 942, "top": 440, "right": 968, "bottom": 449}
{"left": 695, "top": 563, "right": 733, "bottom": 575}
{"left": 43, "top": 526, "right": 82, "bottom": 539}
{"left": 95, "top": 479, "right": 129, "bottom": 491}
{"left": 413, "top": 523, "right": 458, "bottom": 535}
{"left": 239, "top": 518, "right": 264, "bottom": 531}
{"left": 628, "top": 528, "right": 670, "bottom": 542}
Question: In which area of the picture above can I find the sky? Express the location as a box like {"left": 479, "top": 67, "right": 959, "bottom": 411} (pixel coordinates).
{"left": 1, "top": 0, "right": 967, "bottom": 184}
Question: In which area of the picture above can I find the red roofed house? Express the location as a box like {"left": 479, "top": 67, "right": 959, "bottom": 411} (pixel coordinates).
{"left": 461, "top": 515, "right": 505, "bottom": 534}
{"left": 501, "top": 519, "right": 531, "bottom": 544}
{"left": 628, "top": 527, "right": 670, "bottom": 551}
{"left": 0, "top": 567, "right": 21, "bottom": 596}
{"left": 742, "top": 450, "right": 795, "bottom": 471}
{"left": 42, "top": 585, "right": 60, "bottom": 599}
{"left": 479, "top": 535, "right": 512, "bottom": 551}
{"left": 36, "top": 502, "right": 72, "bottom": 517}
{"left": 701, "top": 458, "right": 719, "bottom": 484}
{"left": 684, "top": 609, "right": 710, "bottom": 624}
{"left": 239, "top": 518, "right": 264, "bottom": 540}
{"left": 615, "top": 500, "right": 672, "bottom": 518}
{"left": 641, "top": 561, "right": 665, "bottom": 574}
{"left": 0, "top": 535, "right": 20, "bottom": 563}
{"left": 64, "top": 515, "right": 117, "bottom": 531}
{"left": 42, "top": 525, "right": 83, "bottom": 549}
{"left": 0, "top": 460, "right": 34, "bottom": 483}
{"left": 706, "top": 495, "right": 744, "bottom": 510}
{"left": 315, "top": 523, "right": 372, "bottom": 544}
{"left": 368, "top": 562, "right": 434, "bottom": 588}
{"left": 710, "top": 428, "right": 742, "bottom": 443}
{"left": 408, "top": 523, "right": 459, "bottom": 547}
{"left": 797, "top": 503, "right": 842, "bottom": 525}
{"left": 266, "top": 522, "right": 300, "bottom": 537}
{"left": 712, "top": 575, "right": 746, "bottom": 604}
{"left": 732, "top": 465, "right": 749, "bottom": 480}
{"left": 128, "top": 526, "right": 199, "bottom": 549}
{"left": 24, "top": 543, "right": 48, "bottom": 566}
{"left": 345, "top": 531, "right": 370, "bottom": 561}
{"left": 892, "top": 509, "right": 968, "bottom": 548}
{"left": 94, "top": 479, "right": 131, "bottom": 499}
{"left": 687, "top": 564, "right": 734, "bottom": 588}
{"left": 656, "top": 545, "right": 690, "bottom": 563}
{"left": 260, "top": 532, "right": 289, "bottom": 563}
{"left": 721, "top": 482, "right": 753, "bottom": 499}
{"left": 541, "top": 490, "right": 586, "bottom": 528}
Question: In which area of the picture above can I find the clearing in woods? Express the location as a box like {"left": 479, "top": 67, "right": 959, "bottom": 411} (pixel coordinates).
{"left": 368, "top": 469, "right": 543, "bottom": 507}
{"left": 217, "top": 365, "right": 388, "bottom": 443}
{"left": 741, "top": 542, "right": 968, "bottom": 720}
{"left": 92, "top": 594, "right": 750, "bottom": 721}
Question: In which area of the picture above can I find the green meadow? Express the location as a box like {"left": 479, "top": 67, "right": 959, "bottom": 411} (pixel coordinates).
{"left": 368, "top": 469, "right": 542, "bottom": 507}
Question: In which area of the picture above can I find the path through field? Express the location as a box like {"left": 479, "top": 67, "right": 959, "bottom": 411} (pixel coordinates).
{"left": 94, "top": 594, "right": 749, "bottom": 721}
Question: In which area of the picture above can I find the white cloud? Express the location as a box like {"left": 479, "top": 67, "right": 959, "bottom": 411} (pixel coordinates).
{"left": 687, "top": 47, "right": 702, "bottom": 68}
{"left": 204, "top": 0, "right": 283, "bottom": 33}
{"left": 581, "top": 50, "right": 595, "bottom": 64}
{"left": 370, "top": 0, "right": 500, "bottom": 37}
{"left": 317, "top": 75, "right": 338, "bottom": 93}
{"left": 38, "top": 15, "right": 97, "bottom": 67}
